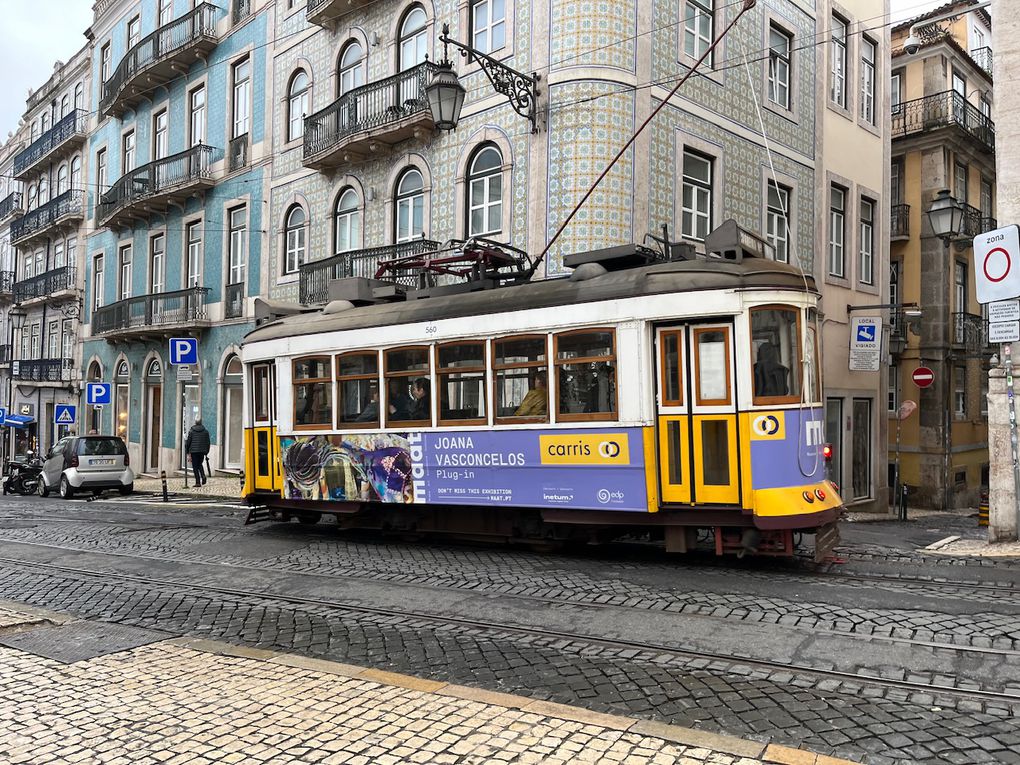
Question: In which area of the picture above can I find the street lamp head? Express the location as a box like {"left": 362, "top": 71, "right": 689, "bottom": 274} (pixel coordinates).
{"left": 926, "top": 189, "right": 964, "bottom": 241}
{"left": 9, "top": 309, "right": 27, "bottom": 331}
{"left": 427, "top": 61, "right": 466, "bottom": 131}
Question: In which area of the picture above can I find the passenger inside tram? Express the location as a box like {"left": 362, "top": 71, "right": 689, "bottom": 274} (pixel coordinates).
{"left": 514, "top": 371, "right": 548, "bottom": 416}
{"left": 391, "top": 378, "right": 431, "bottom": 422}
{"left": 753, "top": 341, "right": 790, "bottom": 397}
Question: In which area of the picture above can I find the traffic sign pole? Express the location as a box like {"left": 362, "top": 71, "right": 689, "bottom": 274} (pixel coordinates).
{"left": 1004, "top": 343, "right": 1020, "bottom": 541}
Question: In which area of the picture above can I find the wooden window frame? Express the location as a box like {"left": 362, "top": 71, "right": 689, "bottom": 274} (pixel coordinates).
{"left": 554, "top": 328, "right": 618, "bottom": 422}
{"left": 384, "top": 345, "right": 432, "bottom": 428}
{"left": 336, "top": 351, "right": 380, "bottom": 430}
{"left": 692, "top": 326, "right": 732, "bottom": 407}
{"left": 491, "top": 333, "right": 549, "bottom": 425}
{"left": 659, "top": 329, "right": 685, "bottom": 407}
{"left": 292, "top": 356, "right": 333, "bottom": 430}
{"left": 253, "top": 364, "right": 271, "bottom": 423}
{"left": 749, "top": 306, "right": 802, "bottom": 407}
{"left": 436, "top": 341, "right": 488, "bottom": 426}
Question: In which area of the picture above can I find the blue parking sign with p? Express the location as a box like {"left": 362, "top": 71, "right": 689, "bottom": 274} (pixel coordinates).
{"left": 170, "top": 337, "right": 199, "bottom": 365}
{"left": 87, "top": 382, "right": 112, "bottom": 406}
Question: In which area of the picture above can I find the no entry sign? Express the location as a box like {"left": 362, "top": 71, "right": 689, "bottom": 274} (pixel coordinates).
{"left": 912, "top": 366, "right": 935, "bottom": 389}
{"left": 975, "top": 225, "right": 1020, "bottom": 304}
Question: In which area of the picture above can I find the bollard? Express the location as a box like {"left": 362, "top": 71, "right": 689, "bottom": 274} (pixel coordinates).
{"left": 161, "top": 470, "right": 169, "bottom": 503}
{"left": 898, "top": 485, "right": 908, "bottom": 521}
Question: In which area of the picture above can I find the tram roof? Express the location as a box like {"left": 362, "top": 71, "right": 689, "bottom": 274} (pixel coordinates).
{"left": 245, "top": 256, "right": 816, "bottom": 345}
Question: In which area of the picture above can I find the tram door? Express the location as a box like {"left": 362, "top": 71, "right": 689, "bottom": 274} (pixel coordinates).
{"left": 249, "top": 363, "right": 280, "bottom": 492}
{"left": 656, "top": 324, "right": 740, "bottom": 506}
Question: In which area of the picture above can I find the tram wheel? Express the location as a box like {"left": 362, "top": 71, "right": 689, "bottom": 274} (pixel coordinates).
{"left": 296, "top": 513, "right": 321, "bottom": 525}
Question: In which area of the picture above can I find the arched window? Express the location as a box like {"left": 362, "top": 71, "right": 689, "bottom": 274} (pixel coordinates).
{"left": 284, "top": 205, "right": 307, "bottom": 274}
{"left": 86, "top": 361, "right": 104, "bottom": 434}
{"left": 27, "top": 184, "right": 37, "bottom": 210}
{"left": 60, "top": 95, "right": 70, "bottom": 118}
{"left": 73, "top": 83, "right": 84, "bottom": 110}
{"left": 288, "top": 70, "right": 310, "bottom": 142}
{"left": 38, "top": 175, "right": 48, "bottom": 204}
{"left": 395, "top": 169, "right": 424, "bottom": 243}
{"left": 467, "top": 145, "right": 503, "bottom": 237}
{"left": 146, "top": 359, "right": 162, "bottom": 379}
{"left": 399, "top": 7, "right": 428, "bottom": 71}
{"left": 338, "top": 41, "right": 365, "bottom": 95}
{"left": 223, "top": 355, "right": 244, "bottom": 469}
{"left": 115, "top": 360, "right": 130, "bottom": 442}
{"left": 334, "top": 188, "right": 361, "bottom": 253}
{"left": 57, "top": 164, "right": 69, "bottom": 195}
{"left": 70, "top": 156, "right": 82, "bottom": 190}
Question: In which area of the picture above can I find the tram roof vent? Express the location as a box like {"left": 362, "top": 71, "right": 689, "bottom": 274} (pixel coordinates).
{"left": 563, "top": 244, "right": 666, "bottom": 272}
{"left": 704, "top": 219, "right": 776, "bottom": 262}
{"left": 253, "top": 298, "right": 316, "bottom": 326}
{"left": 327, "top": 277, "right": 406, "bottom": 305}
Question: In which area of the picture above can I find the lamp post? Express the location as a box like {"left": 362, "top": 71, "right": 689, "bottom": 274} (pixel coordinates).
{"left": 426, "top": 23, "right": 539, "bottom": 133}
{"left": 925, "top": 189, "right": 964, "bottom": 511}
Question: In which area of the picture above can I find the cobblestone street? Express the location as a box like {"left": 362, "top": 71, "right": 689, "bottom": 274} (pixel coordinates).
{"left": 0, "top": 496, "right": 1018, "bottom": 764}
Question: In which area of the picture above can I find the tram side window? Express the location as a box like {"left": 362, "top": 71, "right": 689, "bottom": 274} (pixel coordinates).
{"left": 386, "top": 346, "right": 431, "bottom": 425}
{"left": 493, "top": 335, "right": 548, "bottom": 422}
{"left": 805, "top": 319, "right": 820, "bottom": 402}
{"left": 555, "top": 329, "right": 617, "bottom": 420}
{"left": 293, "top": 356, "right": 333, "bottom": 428}
{"left": 337, "top": 352, "right": 380, "bottom": 427}
{"left": 437, "top": 342, "right": 486, "bottom": 424}
{"left": 751, "top": 307, "right": 802, "bottom": 402}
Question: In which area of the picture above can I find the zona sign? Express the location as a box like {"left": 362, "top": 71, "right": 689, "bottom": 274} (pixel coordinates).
{"left": 912, "top": 366, "right": 935, "bottom": 389}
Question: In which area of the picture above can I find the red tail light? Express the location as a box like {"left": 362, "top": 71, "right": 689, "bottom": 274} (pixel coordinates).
{"left": 69, "top": 454, "right": 79, "bottom": 468}
{"left": 822, "top": 443, "right": 833, "bottom": 462}
{"left": 124, "top": 452, "right": 130, "bottom": 467}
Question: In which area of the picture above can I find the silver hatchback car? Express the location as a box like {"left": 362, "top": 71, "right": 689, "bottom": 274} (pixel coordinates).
{"left": 39, "top": 436, "right": 134, "bottom": 499}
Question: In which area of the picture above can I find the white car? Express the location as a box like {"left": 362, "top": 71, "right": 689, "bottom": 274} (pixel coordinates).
{"left": 39, "top": 435, "right": 134, "bottom": 499}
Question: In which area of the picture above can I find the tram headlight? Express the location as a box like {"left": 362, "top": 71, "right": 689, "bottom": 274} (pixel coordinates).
{"left": 802, "top": 491, "right": 815, "bottom": 504}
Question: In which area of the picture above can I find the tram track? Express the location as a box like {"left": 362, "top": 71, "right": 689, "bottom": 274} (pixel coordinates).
{"left": 0, "top": 550, "right": 1019, "bottom": 711}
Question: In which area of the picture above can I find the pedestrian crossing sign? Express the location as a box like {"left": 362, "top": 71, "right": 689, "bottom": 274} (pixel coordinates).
{"left": 55, "top": 404, "right": 76, "bottom": 425}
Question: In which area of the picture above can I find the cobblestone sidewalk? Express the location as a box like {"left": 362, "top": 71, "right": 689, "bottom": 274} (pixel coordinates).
{"left": 0, "top": 604, "right": 856, "bottom": 765}
{"left": 132, "top": 473, "right": 241, "bottom": 500}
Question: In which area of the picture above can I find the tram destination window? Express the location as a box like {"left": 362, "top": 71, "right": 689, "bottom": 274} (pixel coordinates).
{"left": 437, "top": 342, "right": 487, "bottom": 424}
{"left": 555, "top": 330, "right": 617, "bottom": 420}
{"left": 493, "top": 335, "right": 549, "bottom": 422}
{"left": 751, "top": 307, "right": 802, "bottom": 403}
{"left": 386, "top": 346, "right": 432, "bottom": 426}
{"left": 293, "top": 357, "right": 333, "bottom": 428}
{"left": 337, "top": 352, "right": 380, "bottom": 428}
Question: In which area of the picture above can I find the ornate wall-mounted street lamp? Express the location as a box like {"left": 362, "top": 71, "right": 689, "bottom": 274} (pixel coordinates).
{"left": 426, "top": 23, "right": 539, "bottom": 133}
{"left": 926, "top": 189, "right": 964, "bottom": 241}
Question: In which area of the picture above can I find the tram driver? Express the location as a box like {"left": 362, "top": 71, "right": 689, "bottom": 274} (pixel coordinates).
{"left": 753, "top": 341, "right": 790, "bottom": 397}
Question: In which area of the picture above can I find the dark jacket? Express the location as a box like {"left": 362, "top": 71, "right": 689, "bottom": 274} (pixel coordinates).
{"left": 185, "top": 423, "right": 210, "bottom": 455}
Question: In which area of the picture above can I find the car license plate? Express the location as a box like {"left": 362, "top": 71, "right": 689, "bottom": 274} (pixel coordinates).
{"left": 91, "top": 459, "right": 114, "bottom": 466}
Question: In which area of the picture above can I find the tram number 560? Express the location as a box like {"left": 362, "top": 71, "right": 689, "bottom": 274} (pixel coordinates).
{"left": 424, "top": 323, "right": 439, "bottom": 336}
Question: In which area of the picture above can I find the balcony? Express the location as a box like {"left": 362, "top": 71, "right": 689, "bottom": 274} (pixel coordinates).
{"left": 224, "top": 282, "right": 245, "bottom": 318}
{"left": 13, "top": 265, "right": 77, "bottom": 303}
{"left": 13, "top": 109, "right": 88, "bottom": 180}
{"left": 891, "top": 203, "right": 910, "bottom": 240}
{"left": 97, "top": 145, "right": 214, "bottom": 229}
{"left": 958, "top": 203, "right": 997, "bottom": 241}
{"left": 303, "top": 62, "right": 439, "bottom": 171}
{"left": 12, "top": 358, "right": 74, "bottom": 383}
{"left": 100, "top": 3, "right": 217, "bottom": 118}
{"left": 0, "top": 191, "right": 23, "bottom": 223}
{"left": 0, "top": 345, "right": 10, "bottom": 366}
{"left": 299, "top": 239, "right": 442, "bottom": 304}
{"left": 228, "top": 134, "right": 249, "bottom": 172}
{"left": 952, "top": 312, "right": 994, "bottom": 356}
{"left": 0, "top": 271, "right": 14, "bottom": 300}
{"left": 11, "top": 189, "right": 85, "bottom": 246}
{"left": 306, "top": 0, "right": 373, "bottom": 28}
{"left": 971, "top": 46, "right": 993, "bottom": 78}
{"left": 92, "top": 287, "right": 211, "bottom": 340}
{"left": 891, "top": 90, "right": 995, "bottom": 154}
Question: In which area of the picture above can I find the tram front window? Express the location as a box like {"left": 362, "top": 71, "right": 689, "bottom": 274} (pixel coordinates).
{"left": 751, "top": 307, "right": 801, "bottom": 402}
{"left": 555, "top": 330, "right": 617, "bottom": 420}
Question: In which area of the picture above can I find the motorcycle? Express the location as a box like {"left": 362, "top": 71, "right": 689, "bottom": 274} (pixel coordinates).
{"left": 3, "top": 454, "right": 44, "bottom": 496}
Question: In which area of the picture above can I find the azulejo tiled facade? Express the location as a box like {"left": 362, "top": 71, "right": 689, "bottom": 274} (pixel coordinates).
{"left": 0, "top": 0, "right": 888, "bottom": 495}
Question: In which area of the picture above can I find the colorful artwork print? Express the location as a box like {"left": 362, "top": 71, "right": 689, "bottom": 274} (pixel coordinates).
{"left": 280, "top": 434, "right": 413, "bottom": 503}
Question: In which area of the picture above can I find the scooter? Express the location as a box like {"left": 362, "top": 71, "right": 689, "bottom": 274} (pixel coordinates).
{"left": 3, "top": 454, "right": 44, "bottom": 496}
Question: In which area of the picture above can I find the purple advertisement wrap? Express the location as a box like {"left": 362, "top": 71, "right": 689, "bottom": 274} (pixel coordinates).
{"left": 749, "top": 407, "right": 826, "bottom": 490}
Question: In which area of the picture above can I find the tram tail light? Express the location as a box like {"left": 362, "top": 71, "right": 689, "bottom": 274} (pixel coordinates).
{"left": 822, "top": 443, "right": 833, "bottom": 462}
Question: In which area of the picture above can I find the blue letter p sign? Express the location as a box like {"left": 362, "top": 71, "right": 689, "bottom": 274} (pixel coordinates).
{"left": 169, "top": 338, "right": 199, "bottom": 366}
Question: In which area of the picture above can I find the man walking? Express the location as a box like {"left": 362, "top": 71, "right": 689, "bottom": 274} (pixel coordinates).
{"left": 184, "top": 416, "right": 211, "bottom": 486}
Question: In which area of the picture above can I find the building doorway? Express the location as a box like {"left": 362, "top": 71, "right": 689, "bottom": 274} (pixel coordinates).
{"left": 144, "top": 359, "right": 163, "bottom": 474}
{"left": 222, "top": 355, "right": 243, "bottom": 470}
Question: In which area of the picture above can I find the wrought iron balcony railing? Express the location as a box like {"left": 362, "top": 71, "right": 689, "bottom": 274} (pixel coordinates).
{"left": 232, "top": 0, "right": 251, "bottom": 24}
{"left": 306, "top": 0, "right": 373, "bottom": 27}
{"left": 100, "top": 3, "right": 217, "bottom": 118}
{"left": 952, "top": 312, "right": 994, "bottom": 354}
{"left": 0, "top": 191, "right": 24, "bottom": 222}
{"left": 11, "top": 189, "right": 84, "bottom": 245}
{"left": 13, "top": 265, "right": 76, "bottom": 303}
{"left": 891, "top": 203, "right": 910, "bottom": 239}
{"left": 13, "top": 109, "right": 88, "bottom": 179}
{"left": 92, "top": 286, "right": 210, "bottom": 336}
{"left": 958, "top": 203, "right": 997, "bottom": 240}
{"left": 971, "top": 46, "right": 993, "bottom": 77}
{"left": 224, "top": 282, "right": 245, "bottom": 318}
{"left": 891, "top": 90, "right": 995, "bottom": 153}
{"left": 0, "top": 270, "right": 15, "bottom": 297}
{"left": 228, "top": 134, "right": 249, "bottom": 172}
{"left": 0, "top": 345, "right": 10, "bottom": 365}
{"left": 303, "top": 61, "right": 438, "bottom": 169}
{"left": 299, "top": 239, "right": 442, "bottom": 304}
{"left": 12, "top": 358, "right": 74, "bottom": 383}
{"left": 97, "top": 144, "right": 214, "bottom": 228}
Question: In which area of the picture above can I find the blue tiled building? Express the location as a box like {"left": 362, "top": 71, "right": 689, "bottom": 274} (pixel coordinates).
{"left": 82, "top": 0, "right": 268, "bottom": 474}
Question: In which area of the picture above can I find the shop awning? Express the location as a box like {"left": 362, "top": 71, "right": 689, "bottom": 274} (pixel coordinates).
{"left": 3, "top": 414, "right": 35, "bottom": 428}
